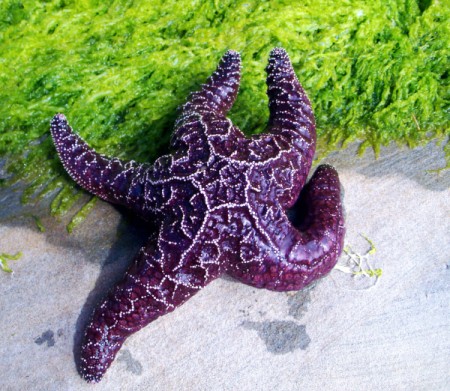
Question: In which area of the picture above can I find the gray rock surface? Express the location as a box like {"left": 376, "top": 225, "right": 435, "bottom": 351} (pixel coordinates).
{"left": 0, "top": 141, "right": 449, "bottom": 391}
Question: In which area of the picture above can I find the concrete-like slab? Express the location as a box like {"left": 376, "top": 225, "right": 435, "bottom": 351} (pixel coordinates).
{"left": 0, "top": 141, "right": 449, "bottom": 391}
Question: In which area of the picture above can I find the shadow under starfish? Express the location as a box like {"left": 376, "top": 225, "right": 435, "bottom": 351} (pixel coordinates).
{"left": 50, "top": 47, "right": 345, "bottom": 382}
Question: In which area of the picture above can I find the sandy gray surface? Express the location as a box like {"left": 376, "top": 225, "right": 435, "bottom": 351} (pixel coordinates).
{"left": 0, "top": 141, "right": 449, "bottom": 391}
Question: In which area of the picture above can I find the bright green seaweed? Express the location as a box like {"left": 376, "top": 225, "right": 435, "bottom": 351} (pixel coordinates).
{"left": 0, "top": 0, "right": 448, "bottom": 223}
{"left": 0, "top": 251, "right": 23, "bottom": 273}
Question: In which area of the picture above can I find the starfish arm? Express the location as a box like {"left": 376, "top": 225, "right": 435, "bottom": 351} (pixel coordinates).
{"left": 80, "top": 221, "right": 224, "bottom": 383}
{"left": 50, "top": 114, "right": 151, "bottom": 212}
{"left": 181, "top": 50, "right": 241, "bottom": 117}
{"left": 227, "top": 164, "right": 345, "bottom": 291}
{"left": 265, "top": 47, "right": 316, "bottom": 172}
{"left": 285, "top": 164, "right": 345, "bottom": 286}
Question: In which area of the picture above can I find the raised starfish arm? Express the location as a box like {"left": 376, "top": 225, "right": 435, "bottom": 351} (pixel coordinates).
{"left": 80, "top": 221, "right": 224, "bottom": 382}
{"left": 50, "top": 114, "right": 151, "bottom": 213}
{"left": 181, "top": 50, "right": 241, "bottom": 117}
{"left": 265, "top": 47, "right": 316, "bottom": 172}
{"left": 172, "top": 50, "right": 243, "bottom": 160}
{"left": 227, "top": 164, "right": 345, "bottom": 291}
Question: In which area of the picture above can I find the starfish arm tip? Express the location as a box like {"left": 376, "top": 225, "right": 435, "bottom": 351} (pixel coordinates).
{"left": 270, "top": 47, "right": 288, "bottom": 56}
{"left": 224, "top": 49, "right": 240, "bottom": 56}
{"left": 181, "top": 49, "right": 242, "bottom": 117}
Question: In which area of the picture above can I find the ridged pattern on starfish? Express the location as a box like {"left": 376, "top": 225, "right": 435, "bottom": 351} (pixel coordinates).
{"left": 50, "top": 48, "right": 345, "bottom": 383}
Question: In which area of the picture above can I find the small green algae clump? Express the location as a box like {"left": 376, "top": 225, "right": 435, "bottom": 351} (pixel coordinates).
{"left": 0, "top": 252, "right": 23, "bottom": 273}
{"left": 335, "top": 235, "right": 382, "bottom": 289}
{"left": 31, "top": 215, "right": 46, "bottom": 232}
{"left": 67, "top": 196, "right": 97, "bottom": 233}
{"left": 0, "top": 0, "right": 448, "bottom": 220}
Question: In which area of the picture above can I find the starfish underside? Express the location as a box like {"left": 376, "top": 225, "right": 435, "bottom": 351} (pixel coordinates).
{"left": 50, "top": 48, "right": 345, "bottom": 383}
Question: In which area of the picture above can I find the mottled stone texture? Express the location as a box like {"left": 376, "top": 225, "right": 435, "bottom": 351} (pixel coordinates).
{"left": 50, "top": 48, "right": 345, "bottom": 382}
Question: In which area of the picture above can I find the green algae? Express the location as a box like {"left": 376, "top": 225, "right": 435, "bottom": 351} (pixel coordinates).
{"left": 67, "top": 196, "right": 97, "bottom": 233}
{"left": 31, "top": 215, "right": 46, "bottom": 233}
{"left": 336, "top": 235, "right": 382, "bottom": 288}
{"left": 0, "top": 251, "right": 23, "bottom": 273}
{"left": 0, "top": 0, "right": 448, "bottom": 222}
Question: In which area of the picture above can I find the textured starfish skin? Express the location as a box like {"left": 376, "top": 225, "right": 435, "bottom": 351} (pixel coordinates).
{"left": 50, "top": 48, "right": 345, "bottom": 382}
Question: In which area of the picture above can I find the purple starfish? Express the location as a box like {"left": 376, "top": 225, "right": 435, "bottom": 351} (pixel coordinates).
{"left": 50, "top": 48, "right": 345, "bottom": 382}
